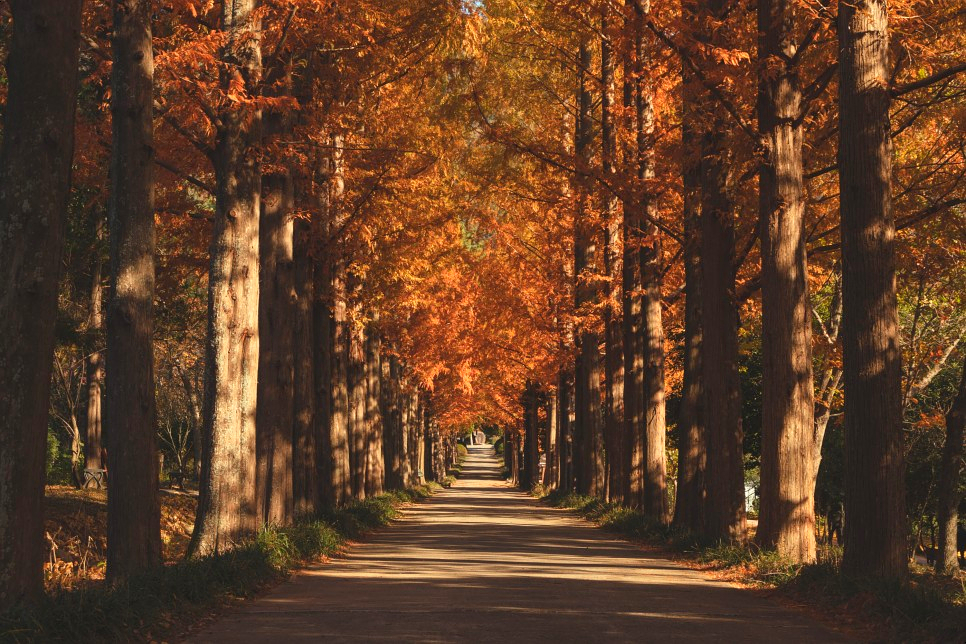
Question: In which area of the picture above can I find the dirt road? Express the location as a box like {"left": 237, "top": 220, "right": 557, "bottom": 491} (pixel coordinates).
{"left": 191, "top": 445, "right": 846, "bottom": 642}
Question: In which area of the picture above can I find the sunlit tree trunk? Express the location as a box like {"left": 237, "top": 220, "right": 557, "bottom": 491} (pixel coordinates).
{"left": 544, "top": 391, "right": 558, "bottom": 488}
{"left": 364, "top": 323, "right": 385, "bottom": 496}
{"left": 838, "top": 0, "right": 907, "bottom": 579}
{"left": 556, "top": 370, "right": 574, "bottom": 492}
{"left": 84, "top": 237, "right": 105, "bottom": 474}
{"left": 756, "top": 0, "right": 816, "bottom": 563}
{"left": 348, "top": 298, "right": 367, "bottom": 500}
{"left": 106, "top": 0, "right": 162, "bottom": 581}
{"left": 0, "top": 0, "right": 83, "bottom": 606}
{"left": 190, "top": 0, "right": 262, "bottom": 556}
{"left": 256, "top": 171, "right": 295, "bottom": 526}
{"left": 936, "top": 362, "right": 966, "bottom": 574}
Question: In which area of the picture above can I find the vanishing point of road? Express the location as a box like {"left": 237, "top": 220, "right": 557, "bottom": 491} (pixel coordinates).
{"left": 190, "top": 445, "right": 846, "bottom": 642}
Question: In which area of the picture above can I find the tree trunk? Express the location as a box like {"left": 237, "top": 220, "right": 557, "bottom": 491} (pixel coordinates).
{"left": 189, "top": 0, "right": 262, "bottom": 556}
{"left": 348, "top": 301, "right": 367, "bottom": 500}
{"left": 293, "top": 212, "right": 318, "bottom": 515}
{"left": 256, "top": 171, "right": 295, "bottom": 526}
{"left": 673, "top": 63, "right": 706, "bottom": 533}
{"left": 695, "top": 0, "right": 747, "bottom": 544}
{"left": 105, "top": 0, "right": 162, "bottom": 581}
{"left": 544, "top": 390, "right": 558, "bottom": 488}
{"left": 573, "top": 35, "right": 605, "bottom": 497}
{"left": 381, "top": 355, "right": 404, "bottom": 489}
{"left": 755, "top": 0, "right": 816, "bottom": 563}
{"left": 365, "top": 323, "right": 385, "bottom": 496}
{"left": 84, "top": 244, "right": 105, "bottom": 473}
{"left": 600, "top": 8, "right": 624, "bottom": 504}
{"left": 838, "top": 0, "right": 907, "bottom": 580}
{"left": 557, "top": 370, "right": 574, "bottom": 492}
{"left": 622, "top": 0, "right": 645, "bottom": 508}
{"left": 936, "top": 362, "right": 966, "bottom": 574}
{"left": 0, "top": 0, "right": 83, "bottom": 607}
{"left": 636, "top": 1, "right": 667, "bottom": 522}
{"left": 522, "top": 384, "right": 539, "bottom": 489}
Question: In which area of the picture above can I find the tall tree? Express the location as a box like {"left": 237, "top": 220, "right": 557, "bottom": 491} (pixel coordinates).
{"left": 106, "top": 0, "right": 163, "bottom": 581}
{"left": 364, "top": 323, "right": 385, "bottom": 496}
{"left": 256, "top": 171, "right": 296, "bottom": 525}
{"left": 0, "top": 0, "right": 84, "bottom": 607}
{"left": 755, "top": 0, "right": 816, "bottom": 563}
{"left": 838, "top": 0, "right": 907, "bottom": 579}
{"left": 293, "top": 210, "right": 319, "bottom": 514}
{"left": 696, "top": 0, "right": 747, "bottom": 543}
{"left": 189, "top": 0, "right": 263, "bottom": 556}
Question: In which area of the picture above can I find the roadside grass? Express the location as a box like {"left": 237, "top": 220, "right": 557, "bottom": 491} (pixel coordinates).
{"left": 1, "top": 485, "right": 438, "bottom": 643}
{"left": 539, "top": 489, "right": 966, "bottom": 642}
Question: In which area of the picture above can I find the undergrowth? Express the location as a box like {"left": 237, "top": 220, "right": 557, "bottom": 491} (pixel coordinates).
{"left": 540, "top": 489, "right": 966, "bottom": 642}
{"left": 1, "top": 485, "right": 437, "bottom": 643}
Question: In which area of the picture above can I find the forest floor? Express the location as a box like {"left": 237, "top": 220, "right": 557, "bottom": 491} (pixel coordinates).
{"left": 188, "top": 445, "right": 849, "bottom": 643}
{"left": 43, "top": 485, "right": 197, "bottom": 589}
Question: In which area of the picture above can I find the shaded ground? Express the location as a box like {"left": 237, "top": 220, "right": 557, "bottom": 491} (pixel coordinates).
{"left": 190, "top": 446, "right": 848, "bottom": 642}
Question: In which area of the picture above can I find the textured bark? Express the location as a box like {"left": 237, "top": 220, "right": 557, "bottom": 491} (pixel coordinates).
{"left": 521, "top": 385, "right": 540, "bottom": 489}
{"left": 292, "top": 212, "right": 318, "bottom": 515}
{"left": 256, "top": 172, "right": 295, "bottom": 526}
{"left": 556, "top": 370, "right": 574, "bottom": 492}
{"left": 621, "top": 0, "right": 645, "bottom": 508}
{"left": 381, "top": 355, "right": 405, "bottom": 489}
{"left": 364, "top": 324, "right": 385, "bottom": 496}
{"left": 348, "top": 305, "right": 367, "bottom": 500}
{"left": 544, "top": 391, "right": 558, "bottom": 488}
{"left": 84, "top": 244, "right": 105, "bottom": 473}
{"left": 636, "top": 1, "right": 667, "bottom": 522}
{"left": 189, "top": 0, "right": 262, "bottom": 556}
{"left": 600, "top": 9, "right": 624, "bottom": 504}
{"left": 694, "top": 0, "right": 747, "bottom": 544}
{"left": 106, "top": 0, "right": 162, "bottom": 581}
{"left": 0, "top": 0, "right": 83, "bottom": 607}
{"left": 755, "top": 0, "right": 816, "bottom": 563}
{"left": 573, "top": 36, "right": 605, "bottom": 497}
{"left": 838, "top": 0, "right": 907, "bottom": 579}
{"left": 936, "top": 362, "right": 966, "bottom": 574}
{"left": 672, "top": 90, "right": 706, "bottom": 532}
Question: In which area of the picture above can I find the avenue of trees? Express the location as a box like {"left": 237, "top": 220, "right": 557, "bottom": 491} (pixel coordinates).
{"left": 0, "top": 0, "right": 964, "bottom": 610}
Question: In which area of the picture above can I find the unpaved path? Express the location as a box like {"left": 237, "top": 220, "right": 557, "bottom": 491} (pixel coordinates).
{"left": 191, "top": 445, "right": 846, "bottom": 642}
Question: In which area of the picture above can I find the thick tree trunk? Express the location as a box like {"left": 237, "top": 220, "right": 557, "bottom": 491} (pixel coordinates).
{"left": 0, "top": 0, "right": 83, "bottom": 607}
{"left": 106, "top": 0, "right": 162, "bottom": 581}
{"left": 544, "top": 391, "right": 558, "bottom": 488}
{"left": 755, "top": 0, "right": 816, "bottom": 563}
{"left": 293, "top": 212, "right": 318, "bottom": 515}
{"left": 522, "top": 385, "right": 539, "bottom": 489}
{"left": 256, "top": 172, "right": 295, "bottom": 526}
{"left": 636, "top": 2, "right": 667, "bottom": 522}
{"left": 936, "top": 362, "right": 966, "bottom": 574}
{"left": 557, "top": 370, "right": 574, "bottom": 492}
{"left": 838, "top": 0, "right": 907, "bottom": 579}
{"left": 695, "top": 0, "right": 747, "bottom": 544}
{"left": 600, "top": 9, "right": 624, "bottom": 504}
{"left": 189, "top": 0, "right": 262, "bottom": 556}
{"left": 365, "top": 324, "right": 385, "bottom": 496}
{"left": 381, "top": 355, "right": 404, "bottom": 489}
{"left": 573, "top": 36, "right": 605, "bottom": 497}
{"left": 672, "top": 98, "right": 706, "bottom": 532}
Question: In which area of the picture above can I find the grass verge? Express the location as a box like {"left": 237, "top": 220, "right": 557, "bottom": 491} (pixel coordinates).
{"left": 1, "top": 485, "right": 438, "bottom": 643}
{"left": 539, "top": 488, "right": 966, "bottom": 642}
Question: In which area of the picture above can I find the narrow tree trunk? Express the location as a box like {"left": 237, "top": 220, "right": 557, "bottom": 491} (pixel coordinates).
{"left": 189, "top": 0, "right": 262, "bottom": 556}
{"left": 936, "top": 362, "right": 966, "bottom": 574}
{"left": 755, "top": 0, "right": 816, "bottom": 563}
{"left": 106, "top": 0, "right": 163, "bottom": 581}
{"left": 522, "top": 384, "right": 539, "bottom": 489}
{"left": 544, "top": 391, "right": 558, "bottom": 488}
{"left": 84, "top": 245, "right": 105, "bottom": 473}
{"left": 381, "top": 355, "right": 405, "bottom": 489}
{"left": 573, "top": 35, "right": 605, "bottom": 497}
{"left": 293, "top": 211, "right": 318, "bottom": 515}
{"left": 600, "top": 8, "right": 624, "bottom": 504}
{"left": 673, "top": 85, "right": 706, "bottom": 532}
{"left": 348, "top": 303, "right": 367, "bottom": 500}
{"left": 557, "top": 370, "right": 574, "bottom": 492}
{"left": 636, "top": 1, "right": 668, "bottom": 522}
{"left": 365, "top": 324, "right": 385, "bottom": 496}
{"left": 0, "top": 0, "right": 83, "bottom": 607}
{"left": 622, "top": 0, "right": 645, "bottom": 508}
{"left": 838, "top": 0, "right": 907, "bottom": 580}
{"left": 256, "top": 171, "right": 295, "bottom": 526}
